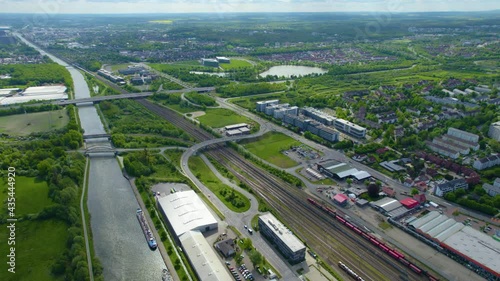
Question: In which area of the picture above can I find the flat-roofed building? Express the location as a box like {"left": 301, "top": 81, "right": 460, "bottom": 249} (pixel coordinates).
{"left": 215, "top": 56, "right": 230, "bottom": 63}
{"left": 157, "top": 190, "right": 218, "bottom": 238}
{"left": 317, "top": 125, "right": 339, "bottom": 142}
{"left": 258, "top": 213, "right": 306, "bottom": 264}
{"left": 224, "top": 123, "right": 248, "bottom": 131}
{"left": 301, "top": 107, "right": 335, "bottom": 125}
{"left": 333, "top": 118, "right": 366, "bottom": 138}
{"left": 256, "top": 99, "right": 279, "bottom": 112}
{"left": 179, "top": 230, "right": 233, "bottom": 281}
{"left": 201, "top": 58, "right": 219, "bottom": 67}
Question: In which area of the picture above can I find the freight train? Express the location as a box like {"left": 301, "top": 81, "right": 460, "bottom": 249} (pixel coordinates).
{"left": 338, "top": 261, "right": 365, "bottom": 281}
{"left": 307, "top": 198, "right": 439, "bottom": 281}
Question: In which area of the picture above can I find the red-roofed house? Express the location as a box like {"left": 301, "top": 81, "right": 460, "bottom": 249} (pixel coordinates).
{"left": 376, "top": 147, "right": 389, "bottom": 154}
{"left": 382, "top": 186, "right": 396, "bottom": 197}
{"left": 413, "top": 194, "right": 427, "bottom": 204}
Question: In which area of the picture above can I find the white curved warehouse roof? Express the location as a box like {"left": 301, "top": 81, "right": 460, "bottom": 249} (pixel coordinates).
{"left": 157, "top": 190, "right": 218, "bottom": 237}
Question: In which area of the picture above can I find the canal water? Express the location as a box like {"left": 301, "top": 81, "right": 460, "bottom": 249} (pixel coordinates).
{"left": 18, "top": 34, "right": 166, "bottom": 280}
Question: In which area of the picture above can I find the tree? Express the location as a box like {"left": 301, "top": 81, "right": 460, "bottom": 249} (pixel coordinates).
{"left": 346, "top": 178, "right": 353, "bottom": 187}
{"left": 249, "top": 250, "right": 263, "bottom": 268}
{"left": 367, "top": 183, "right": 380, "bottom": 198}
{"left": 411, "top": 188, "right": 419, "bottom": 196}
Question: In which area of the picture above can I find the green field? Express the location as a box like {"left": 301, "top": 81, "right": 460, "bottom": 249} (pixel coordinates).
{"left": 0, "top": 109, "right": 69, "bottom": 136}
{"left": 196, "top": 108, "right": 257, "bottom": 128}
{"left": 0, "top": 177, "right": 67, "bottom": 281}
{"left": 220, "top": 59, "right": 253, "bottom": 70}
{"left": 0, "top": 177, "right": 51, "bottom": 216}
{"left": 242, "top": 132, "right": 300, "bottom": 168}
{"left": 0, "top": 220, "right": 68, "bottom": 281}
{"left": 188, "top": 156, "right": 250, "bottom": 213}
{"left": 149, "top": 20, "right": 173, "bottom": 24}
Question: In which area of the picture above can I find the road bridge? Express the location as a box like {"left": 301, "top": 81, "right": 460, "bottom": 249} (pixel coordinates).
{"left": 83, "top": 134, "right": 111, "bottom": 140}
{"left": 56, "top": 87, "right": 214, "bottom": 106}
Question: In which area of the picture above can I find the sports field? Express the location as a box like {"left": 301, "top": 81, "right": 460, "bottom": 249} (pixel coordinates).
{"left": 0, "top": 109, "right": 69, "bottom": 136}
{"left": 242, "top": 132, "right": 300, "bottom": 168}
{"left": 220, "top": 59, "right": 253, "bottom": 70}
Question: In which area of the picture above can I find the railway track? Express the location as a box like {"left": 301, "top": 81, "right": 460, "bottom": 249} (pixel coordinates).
{"left": 210, "top": 148, "right": 421, "bottom": 281}
{"left": 135, "top": 98, "right": 426, "bottom": 281}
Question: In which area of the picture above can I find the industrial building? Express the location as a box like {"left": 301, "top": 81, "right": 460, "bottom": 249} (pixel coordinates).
{"left": 201, "top": 58, "right": 219, "bottom": 67}
{"left": 488, "top": 121, "right": 500, "bottom": 141}
{"left": 434, "top": 179, "right": 468, "bottom": 197}
{"left": 0, "top": 85, "right": 68, "bottom": 106}
{"left": 317, "top": 161, "right": 371, "bottom": 181}
{"left": 473, "top": 153, "right": 500, "bottom": 171}
{"left": 225, "top": 127, "right": 250, "bottom": 136}
{"left": 333, "top": 118, "right": 366, "bottom": 139}
{"left": 380, "top": 160, "right": 406, "bottom": 172}
{"left": 409, "top": 211, "right": 500, "bottom": 278}
{"left": 215, "top": 56, "right": 230, "bottom": 63}
{"left": 179, "top": 230, "right": 233, "bottom": 281}
{"left": 224, "top": 123, "right": 248, "bottom": 131}
{"left": 157, "top": 190, "right": 218, "bottom": 238}
{"left": 258, "top": 213, "right": 306, "bottom": 264}
{"left": 399, "top": 198, "right": 419, "bottom": 209}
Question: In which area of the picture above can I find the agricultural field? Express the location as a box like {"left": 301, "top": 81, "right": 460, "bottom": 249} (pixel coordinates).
{"left": 242, "top": 132, "right": 300, "bottom": 168}
{"left": 0, "top": 109, "right": 69, "bottom": 136}
{"left": 188, "top": 156, "right": 250, "bottom": 213}
{"left": 196, "top": 108, "right": 258, "bottom": 129}
{"left": 220, "top": 59, "right": 253, "bottom": 70}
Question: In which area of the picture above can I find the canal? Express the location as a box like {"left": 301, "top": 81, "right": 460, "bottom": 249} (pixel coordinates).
{"left": 17, "top": 34, "right": 166, "bottom": 281}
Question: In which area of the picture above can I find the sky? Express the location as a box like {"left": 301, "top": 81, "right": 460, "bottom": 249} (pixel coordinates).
{"left": 1, "top": 0, "right": 499, "bottom": 14}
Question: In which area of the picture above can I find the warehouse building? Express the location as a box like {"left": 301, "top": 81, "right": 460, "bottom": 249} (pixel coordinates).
{"left": 157, "top": 190, "right": 218, "bottom": 238}
{"left": 400, "top": 198, "right": 419, "bottom": 209}
{"left": 409, "top": 211, "right": 500, "bottom": 278}
{"left": 179, "top": 230, "right": 233, "bottom": 281}
{"left": 0, "top": 85, "right": 68, "bottom": 106}
{"left": 258, "top": 213, "right": 306, "bottom": 264}
{"left": 317, "top": 161, "right": 371, "bottom": 181}
{"left": 333, "top": 118, "right": 366, "bottom": 139}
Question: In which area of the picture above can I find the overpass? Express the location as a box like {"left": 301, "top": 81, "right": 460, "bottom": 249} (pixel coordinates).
{"left": 55, "top": 87, "right": 215, "bottom": 106}
{"left": 83, "top": 134, "right": 111, "bottom": 140}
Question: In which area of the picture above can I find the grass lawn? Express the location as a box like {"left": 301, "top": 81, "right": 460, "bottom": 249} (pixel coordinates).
{"left": 0, "top": 177, "right": 52, "bottom": 216}
{"left": 196, "top": 108, "right": 256, "bottom": 128}
{"left": 0, "top": 220, "right": 68, "bottom": 281}
{"left": 242, "top": 132, "right": 299, "bottom": 168}
{"left": 220, "top": 59, "right": 253, "bottom": 70}
{"left": 0, "top": 109, "right": 69, "bottom": 136}
{"left": 110, "top": 63, "right": 132, "bottom": 71}
{"left": 188, "top": 156, "right": 250, "bottom": 213}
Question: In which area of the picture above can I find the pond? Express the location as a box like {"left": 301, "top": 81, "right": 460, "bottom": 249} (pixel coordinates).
{"left": 259, "top": 65, "right": 327, "bottom": 78}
